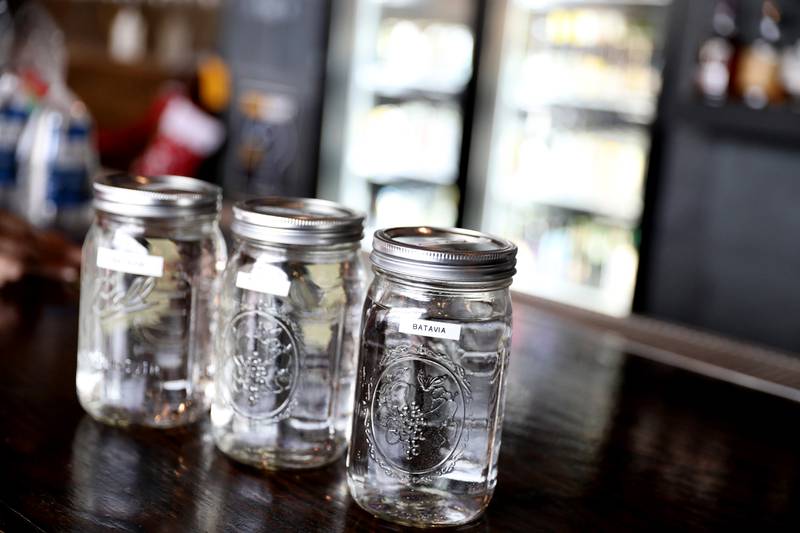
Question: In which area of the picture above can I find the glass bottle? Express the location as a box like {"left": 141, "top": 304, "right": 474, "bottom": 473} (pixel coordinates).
{"left": 697, "top": 0, "right": 739, "bottom": 105}
{"left": 15, "top": 83, "right": 96, "bottom": 234}
{"left": 347, "top": 227, "right": 517, "bottom": 527}
{"left": 0, "top": 76, "right": 29, "bottom": 209}
{"left": 77, "top": 174, "right": 226, "bottom": 428}
{"left": 211, "top": 197, "right": 365, "bottom": 469}
{"left": 735, "top": 0, "right": 783, "bottom": 108}
{"left": 0, "top": 5, "right": 31, "bottom": 210}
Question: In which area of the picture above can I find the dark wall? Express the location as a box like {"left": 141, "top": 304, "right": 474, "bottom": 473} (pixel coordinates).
{"left": 219, "top": 0, "right": 330, "bottom": 200}
{"left": 636, "top": 0, "right": 800, "bottom": 352}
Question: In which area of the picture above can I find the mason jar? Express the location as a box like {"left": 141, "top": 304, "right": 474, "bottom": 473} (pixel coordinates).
{"left": 347, "top": 227, "right": 517, "bottom": 527}
{"left": 77, "top": 174, "right": 226, "bottom": 428}
{"left": 211, "top": 197, "right": 365, "bottom": 469}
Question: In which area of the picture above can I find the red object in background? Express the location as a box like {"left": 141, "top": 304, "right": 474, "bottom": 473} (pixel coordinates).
{"left": 97, "top": 88, "right": 224, "bottom": 177}
{"left": 131, "top": 133, "right": 199, "bottom": 178}
{"left": 18, "top": 68, "right": 50, "bottom": 99}
{"left": 96, "top": 88, "right": 175, "bottom": 171}
{"left": 133, "top": 95, "right": 224, "bottom": 177}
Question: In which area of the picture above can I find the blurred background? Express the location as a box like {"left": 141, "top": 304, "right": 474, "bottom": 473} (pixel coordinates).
{"left": 1, "top": 0, "right": 799, "bottom": 354}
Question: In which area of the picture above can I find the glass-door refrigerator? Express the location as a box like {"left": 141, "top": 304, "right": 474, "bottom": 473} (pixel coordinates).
{"left": 469, "top": 0, "right": 671, "bottom": 316}
{"left": 319, "top": 0, "right": 481, "bottom": 240}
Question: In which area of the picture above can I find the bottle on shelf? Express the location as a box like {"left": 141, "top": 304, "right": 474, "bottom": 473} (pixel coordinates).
{"left": 779, "top": 13, "right": 800, "bottom": 106}
{"left": 0, "top": 75, "right": 33, "bottom": 210}
{"left": 5, "top": 3, "right": 96, "bottom": 234}
{"left": 735, "top": 0, "right": 784, "bottom": 109}
{"left": 781, "top": 43, "right": 800, "bottom": 104}
{"left": 0, "top": 0, "right": 28, "bottom": 209}
{"left": 696, "top": 0, "right": 739, "bottom": 105}
{"left": 15, "top": 83, "right": 96, "bottom": 235}
{"left": 108, "top": 5, "right": 148, "bottom": 64}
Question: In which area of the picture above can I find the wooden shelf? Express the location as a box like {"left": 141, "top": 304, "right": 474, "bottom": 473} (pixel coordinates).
{"left": 516, "top": 97, "right": 655, "bottom": 126}
{"left": 518, "top": 0, "right": 671, "bottom": 13}
{"left": 676, "top": 100, "right": 800, "bottom": 144}
{"left": 356, "top": 65, "right": 468, "bottom": 103}
{"left": 377, "top": 0, "right": 474, "bottom": 24}
{"left": 371, "top": 84, "right": 464, "bottom": 103}
{"left": 534, "top": 201, "right": 639, "bottom": 229}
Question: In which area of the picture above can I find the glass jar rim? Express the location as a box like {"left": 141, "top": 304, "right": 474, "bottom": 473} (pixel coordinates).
{"left": 93, "top": 173, "right": 221, "bottom": 218}
{"left": 371, "top": 226, "right": 517, "bottom": 284}
{"left": 232, "top": 197, "right": 365, "bottom": 246}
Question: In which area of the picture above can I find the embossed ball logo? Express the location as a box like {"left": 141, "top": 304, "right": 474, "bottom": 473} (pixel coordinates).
{"left": 92, "top": 269, "right": 192, "bottom": 349}
{"left": 134, "top": 269, "right": 192, "bottom": 348}
{"left": 223, "top": 310, "right": 299, "bottom": 419}
{"left": 370, "top": 357, "right": 465, "bottom": 474}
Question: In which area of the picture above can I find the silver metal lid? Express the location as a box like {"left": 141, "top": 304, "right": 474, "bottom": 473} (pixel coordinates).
{"left": 371, "top": 227, "right": 517, "bottom": 284}
{"left": 232, "top": 197, "right": 365, "bottom": 246}
{"left": 93, "top": 174, "right": 222, "bottom": 218}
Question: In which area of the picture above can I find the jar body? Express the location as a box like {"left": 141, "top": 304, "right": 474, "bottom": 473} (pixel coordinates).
{"left": 76, "top": 212, "right": 226, "bottom": 427}
{"left": 347, "top": 271, "right": 512, "bottom": 527}
{"left": 211, "top": 239, "right": 365, "bottom": 469}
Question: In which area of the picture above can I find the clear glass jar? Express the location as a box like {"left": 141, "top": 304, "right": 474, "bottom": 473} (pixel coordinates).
{"left": 77, "top": 174, "right": 226, "bottom": 428}
{"left": 347, "top": 227, "right": 517, "bottom": 527}
{"left": 211, "top": 197, "right": 365, "bottom": 469}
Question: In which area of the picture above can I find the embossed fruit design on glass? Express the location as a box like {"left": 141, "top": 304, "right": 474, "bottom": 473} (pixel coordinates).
{"left": 211, "top": 198, "right": 365, "bottom": 469}
{"left": 76, "top": 174, "right": 226, "bottom": 428}
{"left": 347, "top": 227, "right": 516, "bottom": 527}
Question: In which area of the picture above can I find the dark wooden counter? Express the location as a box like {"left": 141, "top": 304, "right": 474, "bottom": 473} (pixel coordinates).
{"left": 3, "top": 283, "right": 800, "bottom": 532}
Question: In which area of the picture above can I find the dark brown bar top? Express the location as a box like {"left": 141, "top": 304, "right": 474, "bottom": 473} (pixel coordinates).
{"left": 2, "top": 282, "right": 800, "bottom": 532}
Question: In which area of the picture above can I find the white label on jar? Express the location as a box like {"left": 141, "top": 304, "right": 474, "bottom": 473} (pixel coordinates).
{"left": 96, "top": 247, "right": 164, "bottom": 277}
{"left": 235, "top": 267, "right": 291, "bottom": 297}
{"left": 398, "top": 318, "right": 461, "bottom": 341}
